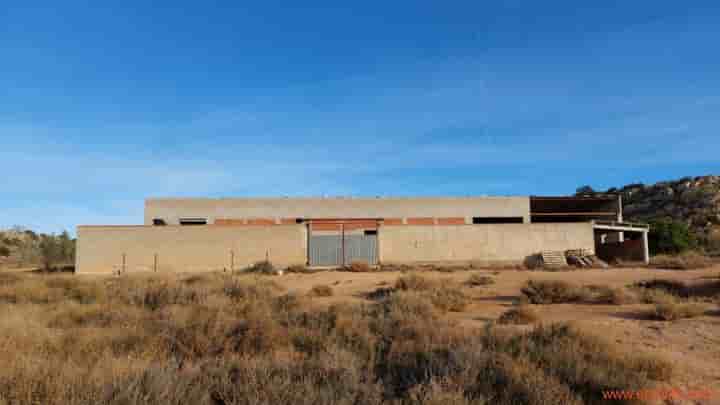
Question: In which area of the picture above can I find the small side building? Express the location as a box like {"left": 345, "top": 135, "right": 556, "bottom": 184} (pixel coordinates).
{"left": 76, "top": 195, "right": 648, "bottom": 274}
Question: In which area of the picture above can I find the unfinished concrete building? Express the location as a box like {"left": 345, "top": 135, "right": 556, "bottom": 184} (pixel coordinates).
{"left": 76, "top": 195, "right": 649, "bottom": 274}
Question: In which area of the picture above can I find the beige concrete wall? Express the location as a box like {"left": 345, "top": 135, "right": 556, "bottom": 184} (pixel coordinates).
{"left": 76, "top": 225, "right": 306, "bottom": 274}
{"left": 378, "top": 223, "right": 594, "bottom": 265}
{"left": 144, "top": 197, "right": 530, "bottom": 225}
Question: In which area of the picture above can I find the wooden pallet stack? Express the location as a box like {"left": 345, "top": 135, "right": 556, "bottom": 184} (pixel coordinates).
{"left": 540, "top": 250, "right": 567, "bottom": 268}
{"left": 565, "top": 249, "right": 607, "bottom": 268}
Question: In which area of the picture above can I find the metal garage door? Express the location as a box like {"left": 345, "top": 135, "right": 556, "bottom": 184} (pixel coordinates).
{"left": 309, "top": 235, "right": 342, "bottom": 267}
{"left": 309, "top": 233, "right": 377, "bottom": 266}
{"left": 343, "top": 234, "right": 377, "bottom": 265}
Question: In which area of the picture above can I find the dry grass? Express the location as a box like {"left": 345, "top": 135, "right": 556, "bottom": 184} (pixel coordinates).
{"left": 521, "top": 280, "right": 640, "bottom": 305}
{"left": 395, "top": 274, "right": 439, "bottom": 291}
{"left": 344, "top": 261, "right": 372, "bottom": 272}
{"left": 285, "top": 264, "right": 312, "bottom": 273}
{"left": 465, "top": 274, "right": 495, "bottom": 287}
{"left": 308, "top": 284, "right": 333, "bottom": 297}
{"left": 650, "top": 251, "right": 714, "bottom": 270}
{"left": 649, "top": 302, "right": 707, "bottom": 321}
{"left": 0, "top": 272, "right": 675, "bottom": 405}
{"left": 520, "top": 280, "right": 589, "bottom": 304}
{"left": 392, "top": 274, "right": 468, "bottom": 312}
{"left": 584, "top": 284, "right": 636, "bottom": 305}
{"left": 497, "top": 305, "right": 539, "bottom": 325}
{"left": 631, "top": 278, "right": 720, "bottom": 301}
{"left": 243, "top": 260, "right": 276, "bottom": 274}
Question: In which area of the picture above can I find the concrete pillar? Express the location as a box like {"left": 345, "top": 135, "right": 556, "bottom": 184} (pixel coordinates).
{"left": 617, "top": 194, "right": 624, "bottom": 242}
{"left": 642, "top": 231, "right": 650, "bottom": 265}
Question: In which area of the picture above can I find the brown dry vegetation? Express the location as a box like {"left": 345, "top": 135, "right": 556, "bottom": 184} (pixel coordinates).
{"left": 650, "top": 252, "right": 714, "bottom": 270}
{"left": 520, "top": 280, "right": 632, "bottom": 305}
{"left": 308, "top": 284, "right": 334, "bottom": 297}
{"left": 0, "top": 271, "right": 678, "bottom": 405}
{"left": 497, "top": 305, "right": 539, "bottom": 325}
{"left": 465, "top": 274, "right": 495, "bottom": 287}
{"left": 650, "top": 302, "right": 707, "bottom": 321}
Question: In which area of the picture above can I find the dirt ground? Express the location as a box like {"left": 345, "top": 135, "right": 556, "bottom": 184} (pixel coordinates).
{"left": 272, "top": 266, "right": 720, "bottom": 403}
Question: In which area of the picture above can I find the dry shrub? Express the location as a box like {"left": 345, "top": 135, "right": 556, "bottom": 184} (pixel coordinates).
{"left": 650, "top": 251, "right": 713, "bottom": 269}
{"left": 584, "top": 284, "right": 636, "bottom": 305}
{"left": 378, "top": 291, "right": 438, "bottom": 321}
{"left": 285, "top": 264, "right": 311, "bottom": 273}
{"left": 635, "top": 288, "right": 678, "bottom": 304}
{"left": 520, "top": 280, "right": 588, "bottom": 304}
{"left": 344, "top": 261, "right": 372, "bottom": 272}
{"left": 522, "top": 281, "right": 639, "bottom": 305}
{"left": 0, "top": 273, "right": 677, "bottom": 405}
{"left": 0, "top": 276, "right": 74, "bottom": 304}
{"left": 465, "top": 274, "right": 495, "bottom": 287}
{"left": 632, "top": 279, "right": 687, "bottom": 297}
{"left": 0, "top": 272, "right": 21, "bottom": 286}
{"left": 48, "top": 303, "right": 140, "bottom": 329}
{"left": 501, "top": 323, "right": 673, "bottom": 402}
{"left": 497, "top": 305, "right": 539, "bottom": 325}
{"left": 244, "top": 260, "right": 276, "bottom": 274}
{"left": 406, "top": 379, "right": 473, "bottom": 405}
{"left": 45, "top": 276, "right": 106, "bottom": 304}
{"left": 201, "top": 354, "right": 384, "bottom": 405}
{"left": 392, "top": 275, "right": 467, "bottom": 312}
{"left": 650, "top": 302, "right": 706, "bottom": 321}
{"left": 686, "top": 279, "right": 720, "bottom": 298}
{"left": 128, "top": 281, "right": 203, "bottom": 310}
{"left": 426, "top": 287, "right": 468, "bottom": 312}
{"left": 308, "top": 284, "right": 333, "bottom": 297}
{"left": 395, "top": 274, "right": 438, "bottom": 291}
{"left": 181, "top": 273, "right": 216, "bottom": 285}
{"left": 222, "top": 277, "right": 280, "bottom": 303}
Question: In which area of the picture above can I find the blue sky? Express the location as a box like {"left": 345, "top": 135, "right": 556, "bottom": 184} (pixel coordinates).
{"left": 2, "top": 1, "right": 719, "bottom": 234}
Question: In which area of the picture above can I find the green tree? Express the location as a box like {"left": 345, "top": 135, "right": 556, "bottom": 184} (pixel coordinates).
{"left": 39, "top": 235, "right": 62, "bottom": 271}
{"left": 648, "top": 219, "right": 697, "bottom": 255}
{"left": 0, "top": 245, "right": 10, "bottom": 257}
{"left": 58, "top": 230, "right": 75, "bottom": 263}
{"left": 575, "top": 185, "right": 595, "bottom": 195}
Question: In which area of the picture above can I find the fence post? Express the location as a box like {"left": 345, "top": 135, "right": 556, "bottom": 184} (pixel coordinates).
{"left": 341, "top": 223, "right": 346, "bottom": 267}
{"left": 154, "top": 253, "right": 158, "bottom": 272}
{"left": 121, "top": 253, "right": 126, "bottom": 274}
{"left": 230, "top": 250, "right": 234, "bottom": 272}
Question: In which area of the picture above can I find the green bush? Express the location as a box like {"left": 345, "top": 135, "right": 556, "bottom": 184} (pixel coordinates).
{"left": 648, "top": 219, "right": 696, "bottom": 254}
{"left": 0, "top": 245, "right": 10, "bottom": 257}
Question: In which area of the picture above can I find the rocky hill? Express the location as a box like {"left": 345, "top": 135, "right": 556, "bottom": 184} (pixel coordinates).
{"left": 581, "top": 175, "right": 720, "bottom": 249}
{"left": 0, "top": 228, "right": 75, "bottom": 270}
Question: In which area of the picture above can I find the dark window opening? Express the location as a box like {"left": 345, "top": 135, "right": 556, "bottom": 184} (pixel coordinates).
{"left": 364, "top": 230, "right": 377, "bottom": 235}
{"left": 531, "top": 215, "right": 595, "bottom": 223}
{"left": 152, "top": 218, "right": 167, "bottom": 226}
{"left": 472, "top": 217, "right": 524, "bottom": 224}
{"left": 295, "top": 218, "right": 304, "bottom": 224}
{"left": 179, "top": 218, "right": 207, "bottom": 226}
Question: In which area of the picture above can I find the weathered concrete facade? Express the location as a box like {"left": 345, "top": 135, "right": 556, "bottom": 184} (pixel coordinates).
{"left": 145, "top": 197, "right": 531, "bottom": 225}
{"left": 76, "top": 196, "right": 641, "bottom": 274}
{"left": 379, "top": 223, "right": 594, "bottom": 265}
{"left": 76, "top": 224, "right": 306, "bottom": 274}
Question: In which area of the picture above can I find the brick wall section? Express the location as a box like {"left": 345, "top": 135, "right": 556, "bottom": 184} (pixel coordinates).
{"left": 215, "top": 219, "right": 245, "bottom": 225}
{"left": 436, "top": 217, "right": 466, "bottom": 225}
{"left": 311, "top": 223, "right": 343, "bottom": 231}
{"left": 247, "top": 218, "right": 276, "bottom": 226}
{"left": 382, "top": 218, "right": 404, "bottom": 225}
{"left": 406, "top": 217, "right": 435, "bottom": 225}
